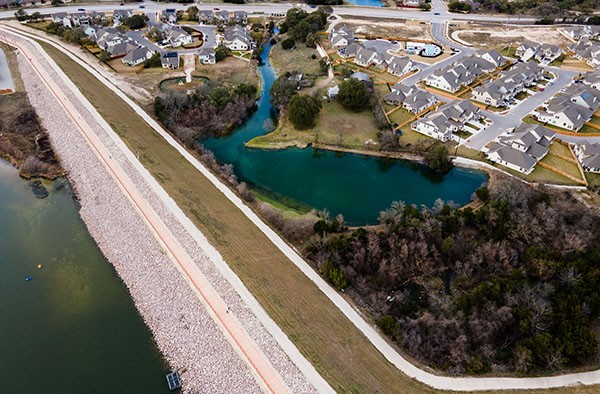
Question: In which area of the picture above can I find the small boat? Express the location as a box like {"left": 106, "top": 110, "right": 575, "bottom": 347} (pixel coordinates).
{"left": 25, "top": 276, "right": 33, "bottom": 281}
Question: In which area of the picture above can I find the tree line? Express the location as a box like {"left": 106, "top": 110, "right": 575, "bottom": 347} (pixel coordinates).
{"left": 304, "top": 178, "right": 600, "bottom": 374}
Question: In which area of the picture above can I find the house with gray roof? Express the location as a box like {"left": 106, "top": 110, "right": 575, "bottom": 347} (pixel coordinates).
{"left": 574, "top": 141, "right": 600, "bottom": 172}
{"left": 516, "top": 40, "right": 541, "bottom": 61}
{"left": 411, "top": 100, "right": 480, "bottom": 141}
{"left": 338, "top": 43, "right": 360, "bottom": 58}
{"left": 475, "top": 49, "right": 506, "bottom": 68}
{"left": 198, "top": 47, "right": 216, "bottom": 64}
{"left": 387, "top": 56, "right": 416, "bottom": 77}
{"left": 51, "top": 12, "right": 71, "bottom": 28}
{"left": 354, "top": 47, "right": 377, "bottom": 67}
{"left": 161, "top": 9, "right": 178, "bottom": 24}
{"left": 164, "top": 25, "right": 193, "bottom": 48}
{"left": 568, "top": 37, "right": 600, "bottom": 68}
{"left": 107, "top": 40, "right": 138, "bottom": 57}
{"left": 161, "top": 52, "right": 179, "bottom": 69}
{"left": 70, "top": 12, "right": 90, "bottom": 27}
{"left": 425, "top": 55, "right": 494, "bottom": 93}
{"left": 122, "top": 46, "right": 153, "bottom": 66}
{"left": 112, "top": 9, "right": 133, "bottom": 26}
{"left": 486, "top": 123, "right": 555, "bottom": 174}
{"left": 384, "top": 83, "right": 437, "bottom": 113}
{"left": 232, "top": 11, "right": 248, "bottom": 24}
{"left": 472, "top": 60, "right": 541, "bottom": 107}
{"left": 535, "top": 84, "right": 600, "bottom": 131}
{"left": 224, "top": 25, "right": 254, "bottom": 50}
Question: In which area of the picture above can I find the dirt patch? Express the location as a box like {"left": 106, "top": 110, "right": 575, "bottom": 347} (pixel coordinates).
{"left": 337, "top": 19, "right": 432, "bottom": 41}
{"left": 449, "top": 22, "right": 572, "bottom": 49}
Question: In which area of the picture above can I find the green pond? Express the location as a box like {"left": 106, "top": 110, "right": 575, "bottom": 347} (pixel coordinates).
{"left": 203, "top": 42, "right": 488, "bottom": 225}
{"left": 0, "top": 161, "right": 169, "bottom": 393}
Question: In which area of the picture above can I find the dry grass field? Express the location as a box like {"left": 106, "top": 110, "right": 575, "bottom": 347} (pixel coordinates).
{"left": 38, "top": 40, "right": 600, "bottom": 394}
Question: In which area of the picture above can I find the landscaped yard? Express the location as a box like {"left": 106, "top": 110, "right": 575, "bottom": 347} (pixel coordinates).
{"left": 540, "top": 153, "right": 583, "bottom": 182}
{"left": 247, "top": 100, "right": 380, "bottom": 150}
{"left": 270, "top": 37, "right": 322, "bottom": 76}
{"left": 388, "top": 107, "right": 414, "bottom": 127}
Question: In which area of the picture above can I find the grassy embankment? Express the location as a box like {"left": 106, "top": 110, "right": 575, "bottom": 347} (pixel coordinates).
{"left": 39, "top": 41, "right": 600, "bottom": 394}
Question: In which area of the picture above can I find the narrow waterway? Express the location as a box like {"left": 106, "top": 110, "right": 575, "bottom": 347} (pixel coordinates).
{"left": 203, "top": 42, "right": 487, "bottom": 225}
{"left": 0, "top": 161, "right": 169, "bottom": 394}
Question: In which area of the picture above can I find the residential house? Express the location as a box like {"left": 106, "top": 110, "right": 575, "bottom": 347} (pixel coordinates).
{"left": 198, "top": 47, "right": 216, "bottom": 64}
{"left": 164, "top": 26, "right": 193, "bottom": 48}
{"left": 112, "top": 9, "right": 132, "bottom": 26}
{"left": 401, "top": 0, "right": 424, "bottom": 6}
{"left": 338, "top": 42, "right": 360, "bottom": 58}
{"left": 535, "top": 44, "right": 561, "bottom": 64}
{"left": 70, "top": 12, "right": 90, "bottom": 27}
{"left": 224, "top": 25, "right": 254, "bottom": 50}
{"left": 214, "top": 10, "right": 229, "bottom": 23}
{"left": 107, "top": 40, "right": 138, "bottom": 57}
{"left": 232, "top": 11, "right": 248, "bottom": 24}
{"left": 350, "top": 71, "right": 371, "bottom": 83}
{"left": 51, "top": 12, "right": 71, "bottom": 28}
{"left": 87, "top": 11, "right": 107, "bottom": 24}
{"left": 354, "top": 47, "right": 377, "bottom": 67}
{"left": 573, "top": 141, "right": 600, "bottom": 172}
{"left": 536, "top": 84, "right": 600, "bottom": 131}
{"left": 161, "top": 52, "right": 179, "bottom": 69}
{"left": 122, "top": 46, "right": 153, "bottom": 66}
{"left": 384, "top": 83, "right": 437, "bottom": 113}
{"left": 199, "top": 10, "right": 213, "bottom": 23}
{"left": 411, "top": 100, "right": 480, "bottom": 141}
{"left": 471, "top": 60, "right": 541, "bottom": 107}
{"left": 563, "top": 25, "right": 600, "bottom": 41}
{"left": 475, "top": 49, "right": 506, "bottom": 68}
{"left": 424, "top": 55, "right": 494, "bottom": 93}
{"left": 569, "top": 37, "right": 600, "bottom": 69}
{"left": 486, "top": 123, "right": 555, "bottom": 174}
{"left": 516, "top": 40, "right": 541, "bottom": 61}
{"left": 161, "top": 9, "right": 178, "bottom": 24}
{"left": 583, "top": 70, "right": 600, "bottom": 90}
{"left": 387, "top": 56, "right": 415, "bottom": 77}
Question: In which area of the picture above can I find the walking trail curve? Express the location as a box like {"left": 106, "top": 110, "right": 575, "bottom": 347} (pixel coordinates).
{"left": 5, "top": 23, "right": 600, "bottom": 392}
{"left": 0, "top": 31, "right": 291, "bottom": 394}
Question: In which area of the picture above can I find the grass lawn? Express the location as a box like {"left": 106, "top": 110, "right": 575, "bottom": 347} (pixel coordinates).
{"left": 398, "top": 127, "right": 429, "bottom": 147}
{"left": 549, "top": 141, "right": 573, "bottom": 158}
{"left": 539, "top": 154, "right": 583, "bottom": 182}
{"left": 515, "top": 91, "right": 530, "bottom": 100}
{"left": 500, "top": 46, "right": 517, "bottom": 59}
{"left": 587, "top": 172, "right": 600, "bottom": 188}
{"left": 388, "top": 107, "right": 414, "bottom": 127}
{"left": 270, "top": 38, "right": 322, "bottom": 76}
{"left": 247, "top": 101, "right": 380, "bottom": 150}
{"left": 191, "top": 56, "right": 259, "bottom": 87}
{"left": 38, "top": 40, "right": 600, "bottom": 394}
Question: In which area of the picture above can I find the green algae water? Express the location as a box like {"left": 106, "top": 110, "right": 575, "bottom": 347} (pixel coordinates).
{"left": 0, "top": 161, "right": 169, "bottom": 394}
{"left": 203, "top": 42, "right": 488, "bottom": 225}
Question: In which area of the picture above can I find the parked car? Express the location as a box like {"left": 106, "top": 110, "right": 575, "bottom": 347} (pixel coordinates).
{"left": 434, "top": 12, "right": 440, "bottom": 15}
{"left": 77, "top": 8, "right": 85, "bottom": 11}
{"left": 139, "top": 5, "right": 145, "bottom": 8}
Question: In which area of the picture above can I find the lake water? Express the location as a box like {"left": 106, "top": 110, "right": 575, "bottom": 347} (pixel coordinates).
{"left": 344, "top": 0, "right": 384, "bottom": 6}
{"left": 0, "top": 161, "right": 169, "bottom": 394}
{"left": 203, "top": 42, "right": 487, "bottom": 225}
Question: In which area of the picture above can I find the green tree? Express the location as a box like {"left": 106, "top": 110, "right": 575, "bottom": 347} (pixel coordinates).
{"left": 63, "top": 28, "right": 86, "bottom": 44}
{"left": 144, "top": 52, "right": 162, "bottom": 68}
{"left": 290, "top": 19, "right": 313, "bottom": 42}
{"left": 337, "top": 79, "right": 370, "bottom": 112}
{"left": 146, "top": 26, "right": 165, "bottom": 42}
{"left": 215, "top": 46, "right": 231, "bottom": 62}
{"left": 423, "top": 141, "right": 453, "bottom": 174}
{"left": 281, "top": 38, "right": 295, "bottom": 50}
{"left": 122, "top": 14, "right": 148, "bottom": 29}
{"left": 419, "top": 2, "right": 432, "bottom": 10}
{"left": 288, "top": 95, "right": 322, "bottom": 129}
{"left": 98, "top": 50, "right": 112, "bottom": 62}
{"left": 270, "top": 76, "right": 298, "bottom": 109}
{"left": 187, "top": 5, "right": 199, "bottom": 21}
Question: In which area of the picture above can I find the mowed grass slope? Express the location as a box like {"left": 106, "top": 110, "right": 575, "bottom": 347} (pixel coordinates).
{"left": 40, "top": 42, "right": 600, "bottom": 394}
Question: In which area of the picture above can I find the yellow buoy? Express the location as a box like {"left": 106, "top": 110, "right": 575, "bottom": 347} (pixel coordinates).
{"left": 37, "top": 264, "right": 42, "bottom": 269}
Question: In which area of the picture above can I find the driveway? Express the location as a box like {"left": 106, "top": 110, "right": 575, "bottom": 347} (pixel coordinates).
{"left": 0, "top": 47, "right": 15, "bottom": 92}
